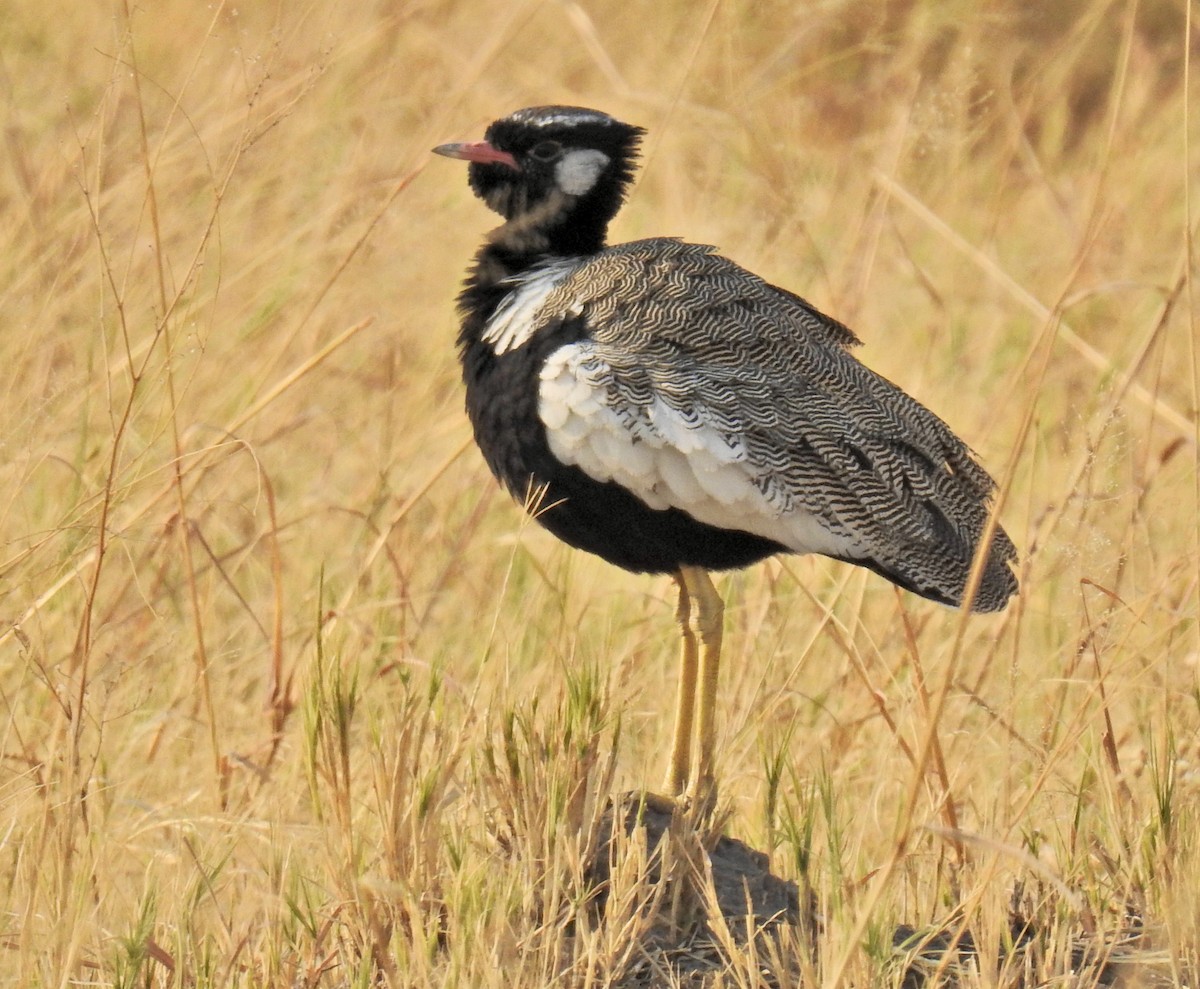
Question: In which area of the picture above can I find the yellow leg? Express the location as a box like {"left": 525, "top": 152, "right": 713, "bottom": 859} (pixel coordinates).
{"left": 664, "top": 573, "right": 698, "bottom": 795}
{"left": 679, "top": 566, "right": 724, "bottom": 805}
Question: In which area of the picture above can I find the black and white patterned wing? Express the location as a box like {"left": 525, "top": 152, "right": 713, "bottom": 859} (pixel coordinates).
{"left": 536, "top": 238, "right": 1017, "bottom": 611}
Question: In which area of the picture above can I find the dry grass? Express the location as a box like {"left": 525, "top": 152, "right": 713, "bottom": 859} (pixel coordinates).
{"left": 1, "top": 0, "right": 1197, "bottom": 985}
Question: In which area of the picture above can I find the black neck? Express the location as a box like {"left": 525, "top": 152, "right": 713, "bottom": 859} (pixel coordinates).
{"left": 455, "top": 183, "right": 620, "bottom": 362}
{"left": 459, "top": 194, "right": 606, "bottom": 310}
{"left": 455, "top": 238, "right": 563, "bottom": 355}
{"left": 495, "top": 187, "right": 611, "bottom": 257}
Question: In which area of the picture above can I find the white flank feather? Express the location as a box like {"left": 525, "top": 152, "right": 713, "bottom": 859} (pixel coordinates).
{"left": 537, "top": 343, "right": 855, "bottom": 557}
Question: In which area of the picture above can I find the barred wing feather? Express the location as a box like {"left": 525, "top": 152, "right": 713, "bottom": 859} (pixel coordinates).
{"left": 536, "top": 238, "right": 1017, "bottom": 610}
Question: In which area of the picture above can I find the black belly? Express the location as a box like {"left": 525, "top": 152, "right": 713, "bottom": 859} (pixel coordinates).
{"left": 461, "top": 329, "right": 786, "bottom": 575}
{"left": 516, "top": 456, "right": 785, "bottom": 574}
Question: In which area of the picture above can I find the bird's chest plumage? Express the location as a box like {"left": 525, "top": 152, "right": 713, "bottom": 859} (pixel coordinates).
{"left": 459, "top": 263, "right": 590, "bottom": 504}
{"left": 464, "top": 330, "right": 585, "bottom": 494}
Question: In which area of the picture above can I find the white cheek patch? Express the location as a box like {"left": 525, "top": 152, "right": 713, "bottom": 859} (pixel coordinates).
{"left": 555, "top": 149, "right": 610, "bottom": 195}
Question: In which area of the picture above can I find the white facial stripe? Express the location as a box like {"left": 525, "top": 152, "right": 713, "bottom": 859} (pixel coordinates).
{"left": 512, "top": 108, "right": 615, "bottom": 128}
{"left": 555, "top": 149, "right": 610, "bottom": 196}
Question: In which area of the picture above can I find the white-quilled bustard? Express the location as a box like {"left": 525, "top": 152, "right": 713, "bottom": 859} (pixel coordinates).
{"left": 434, "top": 105, "right": 1017, "bottom": 804}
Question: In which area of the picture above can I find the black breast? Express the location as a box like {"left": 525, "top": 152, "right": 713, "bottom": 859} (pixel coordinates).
{"left": 460, "top": 318, "right": 786, "bottom": 575}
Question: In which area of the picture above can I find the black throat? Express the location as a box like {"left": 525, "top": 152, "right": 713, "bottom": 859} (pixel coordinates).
{"left": 455, "top": 192, "right": 611, "bottom": 357}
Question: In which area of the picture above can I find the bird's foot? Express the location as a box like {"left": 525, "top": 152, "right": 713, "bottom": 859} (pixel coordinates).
{"left": 617, "top": 780, "right": 725, "bottom": 859}
{"left": 608, "top": 789, "right": 713, "bottom": 936}
{"left": 620, "top": 789, "right": 678, "bottom": 818}
{"left": 685, "top": 775, "right": 718, "bottom": 824}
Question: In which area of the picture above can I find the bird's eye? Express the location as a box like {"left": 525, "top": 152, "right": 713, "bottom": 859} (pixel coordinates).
{"left": 529, "top": 140, "right": 563, "bottom": 161}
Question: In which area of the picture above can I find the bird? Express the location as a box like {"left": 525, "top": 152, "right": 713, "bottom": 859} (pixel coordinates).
{"left": 433, "top": 105, "right": 1017, "bottom": 806}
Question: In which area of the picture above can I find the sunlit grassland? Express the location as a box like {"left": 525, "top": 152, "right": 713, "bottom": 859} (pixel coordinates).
{"left": 1, "top": 0, "right": 1197, "bottom": 985}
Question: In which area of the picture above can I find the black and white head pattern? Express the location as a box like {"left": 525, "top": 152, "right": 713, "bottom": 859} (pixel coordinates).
{"left": 467, "top": 106, "right": 644, "bottom": 223}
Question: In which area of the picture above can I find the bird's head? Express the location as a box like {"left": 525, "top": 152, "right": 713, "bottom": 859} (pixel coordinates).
{"left": 434, "top": 105, "right": 645, "bottom": 253}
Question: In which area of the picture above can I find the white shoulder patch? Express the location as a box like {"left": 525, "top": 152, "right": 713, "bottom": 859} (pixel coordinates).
{"left": 555, "top": 149, "right": 610, "bottom": 196}
{"left": 483, "top": 258, "right": 582, "bottom": 355}
{"left": 537, "top": 343, "right": 855, "bottom": 557}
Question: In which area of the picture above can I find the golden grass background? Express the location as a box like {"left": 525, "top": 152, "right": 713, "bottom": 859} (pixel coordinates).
{"left": 1, "top": 0, "right": 1197, "bottom": 984}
